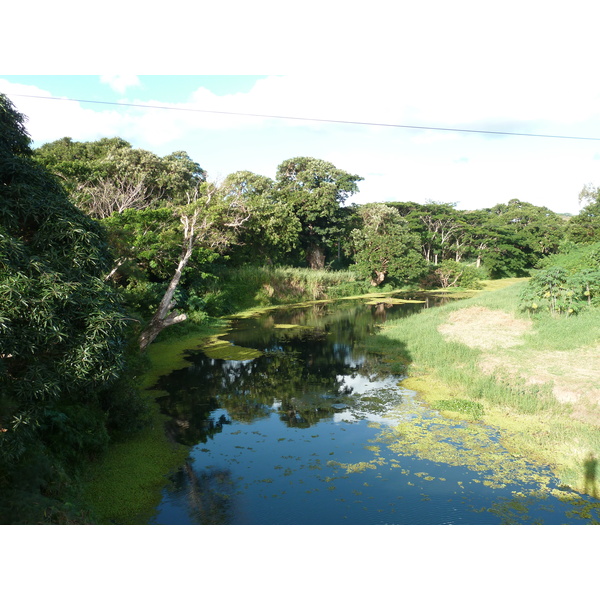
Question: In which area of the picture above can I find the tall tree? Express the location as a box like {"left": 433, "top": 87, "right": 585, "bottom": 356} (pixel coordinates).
{"left": 350, "top": 203, "right": 426, "bottom": 286}
{"left": 217, "top": 171, "right": 301, "bottom": 266}
{"left": 275, "top": 157, "right": 362, "bottom": 269}
{"left": 138, "top": 182, "right": 251, "bottom": 350}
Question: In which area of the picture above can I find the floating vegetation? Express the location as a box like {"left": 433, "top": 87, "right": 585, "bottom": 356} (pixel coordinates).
{"left": 364, "top": 298, "right": 426, "bottom": 305}
{"left": 376, "top": 407, "right": 555, "bottom": 492}
{"left": 201, "top": 338, "right": 263, "bottom": 360}
{"left": 364, "top": 445, "right": 380, "bottom": 453}
{"left": 327, "top": 460, "right": 378, "bottom": 474}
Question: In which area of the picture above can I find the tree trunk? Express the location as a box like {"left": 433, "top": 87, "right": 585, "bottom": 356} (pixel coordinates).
{"left": 306, "top": 245, "right": 325, "bottom": 269}
{"left": 370, "top": 270, "right": 386, "bottom": 286}
{"left": 139, "top": 213, "right": 196, "bottom": 351}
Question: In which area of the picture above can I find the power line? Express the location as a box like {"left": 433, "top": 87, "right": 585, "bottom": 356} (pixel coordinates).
{"left": 8, "top": 92, "right": 600, "bottom": 141}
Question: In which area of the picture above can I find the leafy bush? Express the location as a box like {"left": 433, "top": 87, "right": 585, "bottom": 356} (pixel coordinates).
{"left": 422, "top": 260, "right": 484, "bottom": 289}
{"left": 520, "top": 243, "right": 600, "bottom": 316}
{"left": 520, "top": 267, "right": 600, "bottom": 316}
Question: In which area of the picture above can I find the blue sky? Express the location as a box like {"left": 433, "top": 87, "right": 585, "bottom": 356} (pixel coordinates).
{"left": 3, "top": 4, "right": 600, "bottom": 216}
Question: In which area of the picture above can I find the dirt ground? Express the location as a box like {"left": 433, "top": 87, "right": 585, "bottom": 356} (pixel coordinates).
{"left": 438, "top": 306, "right": 600, "bottom": 407}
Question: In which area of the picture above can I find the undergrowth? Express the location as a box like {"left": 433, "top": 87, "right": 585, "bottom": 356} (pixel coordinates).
{"left": 196, "top": 266, "right": 369, "bottom": 315}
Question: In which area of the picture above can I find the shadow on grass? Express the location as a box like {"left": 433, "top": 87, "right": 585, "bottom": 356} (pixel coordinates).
{"left": 584, "top": 452, "right": 598, "bottom": 498}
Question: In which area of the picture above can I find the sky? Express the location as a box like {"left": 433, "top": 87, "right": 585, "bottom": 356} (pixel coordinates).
{"left": 4, "top": 4, "right": 600, "bottom": 220}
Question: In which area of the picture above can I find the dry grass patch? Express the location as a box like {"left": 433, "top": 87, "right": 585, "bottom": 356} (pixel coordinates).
{"left": 438, "top": 305, "right": 600, "bottom": 408}
{"left": 480, "top": 345, "right": 600, "bottom": 407}
{"left": 437, "top": 306, "right": 533, "bottom": 349}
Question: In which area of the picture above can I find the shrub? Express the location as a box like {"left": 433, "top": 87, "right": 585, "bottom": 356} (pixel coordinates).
{"left": 519, "top": 267, "right": 600, "bottom": 316}
{"left": 422, "top": 260, "right": 484, "bottom": 290}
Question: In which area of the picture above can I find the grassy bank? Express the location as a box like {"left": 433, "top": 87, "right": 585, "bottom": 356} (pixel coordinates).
{"left": 367, "top": 278, "right": 600, "bottom": 494}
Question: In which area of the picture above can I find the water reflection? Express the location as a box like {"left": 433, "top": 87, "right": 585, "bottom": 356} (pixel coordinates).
{"left": 166, "top": 461, "right": 236, "bottom": 525}
{"left": 154, "top": 302, "right": 414, "bottom": 445}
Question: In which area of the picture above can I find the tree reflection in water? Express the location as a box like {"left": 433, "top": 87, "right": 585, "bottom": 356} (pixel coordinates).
{"left": 168, "top": 462, "right": 236, "bottom": 525}
{"left": 151, "top": 297, "right": 600, "bottom": 525}
{"left": 154, "top": 301, "right": 415, "bottom": 446}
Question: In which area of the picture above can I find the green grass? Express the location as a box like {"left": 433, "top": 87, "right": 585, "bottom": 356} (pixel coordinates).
{"left": 368, "top": 278, "right": 600, "bottom": 494}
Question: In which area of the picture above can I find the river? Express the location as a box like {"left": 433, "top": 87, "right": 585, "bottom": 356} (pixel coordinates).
{"left": 148, "top": 296, "right": 600, "bottom": 524}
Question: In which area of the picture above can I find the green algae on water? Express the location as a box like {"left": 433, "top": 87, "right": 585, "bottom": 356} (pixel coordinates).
{"left": 363, "top": 298, "right": 426, "bottom": 305}
{"left": 201, "top": 336, "right": 263, "bottom": 360}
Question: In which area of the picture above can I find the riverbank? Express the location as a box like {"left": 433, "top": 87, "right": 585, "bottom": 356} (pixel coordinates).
{"left": 368, "top": 278, "right": 600, "bottom": 495}
{"left": 81, "top": 326, "right": 224, "bottom": 524}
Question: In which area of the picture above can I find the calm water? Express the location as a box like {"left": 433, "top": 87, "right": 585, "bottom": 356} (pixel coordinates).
{"left": 149, "top": 298, "right": 600, "bottom": 525}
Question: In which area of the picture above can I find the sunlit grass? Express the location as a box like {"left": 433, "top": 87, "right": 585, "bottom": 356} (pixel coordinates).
{"left": 368, "top": 277, "right": 600, "bottom": 494}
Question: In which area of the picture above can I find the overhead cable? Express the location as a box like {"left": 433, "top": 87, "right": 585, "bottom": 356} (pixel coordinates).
{"left": 8, "top": 92, "right": 600, "bottom": 141}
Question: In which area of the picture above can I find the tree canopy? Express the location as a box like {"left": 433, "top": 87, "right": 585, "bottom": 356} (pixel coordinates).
{"left": 275, "top": 157, "right": 363, "bottom": 268}
{"left": 34, "top": 137, "right": 207, "bottom": 217}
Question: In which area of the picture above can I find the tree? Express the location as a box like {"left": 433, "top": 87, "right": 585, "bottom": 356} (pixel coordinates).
{"left": 217, "top": 171, "right": 301, "bottom": 266}
{"left": 567, "top": 184, "right": 600, "bottom": 243}
{"left": 387, "top": 201, "right": 465, "bottom": 265}
{"left": 488, "top": 198, "right": 565, "bottom": 259}
{"left": 34, "top": 137, "right": 206, "bottom": 217}
{"left": 275, "top": 157, "right": 363, "bottom": 269}
{"left": 138, "top": 183, "right": 251, "bottom": 350}
{"left": 350, "top": 203, "right": 426, "bottom": 286}
{"left": 0, "top": 94, "right": 143, "bottom": 522}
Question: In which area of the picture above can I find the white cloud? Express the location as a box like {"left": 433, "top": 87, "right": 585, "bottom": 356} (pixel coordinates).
{"left": 0, "top": 80, "right": 127, "bottom": 142}
{"left": 99, "top": 75, "right": 141, "bottom": 95}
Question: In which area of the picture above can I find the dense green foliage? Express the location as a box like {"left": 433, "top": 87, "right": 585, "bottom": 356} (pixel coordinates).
{"left": 34, "top": 137, "right": 206, "bottom": 218}
{"left": 218, "top": 170, "right": 301, "bottom": 266}
{"left": 520, "top": 241, "right": 600, "bottom": 316}
{"left": 274, "top": 157, "right": 363, "bottom": 269}
{"left": 423, "top": 259, "right": 484, "bottom": 289}
{"left": 350, "top": 203, "right": 426, "bottom": 286}
{"left": 0, "top": 95, "right": 146, "bottom": 523}
{"left": 388, "top": 198, "right": 565, "bottom": 279}
{"left": 567, "top": 184, "right": 600, "bottom": 243}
